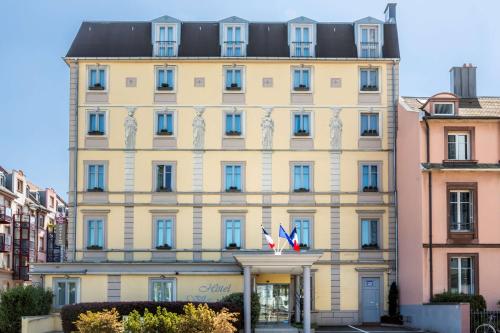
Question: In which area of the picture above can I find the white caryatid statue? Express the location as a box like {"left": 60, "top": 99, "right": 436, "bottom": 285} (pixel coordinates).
{"left": 261, "top": 107, "right": 274, "bottom": 150}
{"left": 329, "top": 107, "right": 342, "bottom": 149}
{"left": 193, "top": 107, "right": 206, "bottom": 150}
{"left": 124, "top": 107, "right": 137, "bottom": 149}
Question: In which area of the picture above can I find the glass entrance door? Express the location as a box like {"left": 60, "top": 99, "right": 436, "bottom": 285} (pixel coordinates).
{"left": 256, "top": 284, "right": 290, "bottom": 323}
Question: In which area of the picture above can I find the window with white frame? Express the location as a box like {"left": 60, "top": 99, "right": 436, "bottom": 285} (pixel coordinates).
{"left": 223, "top": 25, "right": 245, "bottom": 56}
{"left": 225, "top": 112, "right": 242, "bottom": 136}
{"left": 155, "top": 164, "right": 174, "bottom": 192}
{"left": 450, "top": 256, "right": 475, "bottom": 294}
{"left": 433, "top": 103, "right": 454, "bottom": 115}
{"left": 293, "top": 68, "right": 311, "bottom": 91}
{"left": 87, "top": 219, "right": 104, "bottom": 249}
{"left": 293, "top": 164, "right": 311, "bottom": 192}
{"left": 292, "top": 25, "right": 313, "bottom": 57}
{"left": 224, "top": 164, "right": 242, "bottom": 192}
{"left": 156, "top": 67, "right": 175, "bottom": 91}
{"left": 360, "top": 113, "right": 379, "bottom": 136}
{"left": 293, "top": 111, "right": 311, "bottom": 136}
{"left": 361, "top": 219, "right": 379, "bottom": 249}
{"left": 155, "top": 25, "right": 177, "bottom": 57}
{"left": 224, "top": 218, "right": 241, "bottom": 249}
{"left": 224, "top": 67, "right": 243, "bottom": 91}
{"left": 150, "top": 279, "right": 176, "bottom": 301}
{"left": 88, "top": 111, "right": 106, "bottom": 135}
{"left": 360, "top": 26, "right": 379, "bottom": 58}
{"left": 293, "top": 218, "right": 311, "bottom": 248}
{"left": 87, "top": 164, "right": 104, "bottom": 191}
{"left": 88, "top": 66, "right": 107, "bottom": 91}
{"left": 156, "top": 111, "right": 174, "bottom": 135}
{"left": 0, "top": 173, "right": 4, "bottom": 187}
{"left": 361, "top": 164, "right": 379, "bottom": 192}
{"left": 155, "top": 218, "right": 173, "bottom": 249}
{"left": 449, "top": 190, "right": 473, "bottom": 232}
{"left": 448, "top": 133, "right": 470, "bottom": 160}
{"left": 54, "top": 279, "right": 79, "bottom": 308}
{"left": 360, "top": 68, "right": 379, "bottom": 92}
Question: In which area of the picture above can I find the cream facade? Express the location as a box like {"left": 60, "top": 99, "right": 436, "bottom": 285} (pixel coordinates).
{"left": 31, "top": 5, "right": 400, "bottom": 330}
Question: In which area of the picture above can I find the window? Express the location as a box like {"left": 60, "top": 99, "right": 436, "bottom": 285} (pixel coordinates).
{"left": 360, "top": 113, "right": 379, "bottom": 136}
{"left": 225, "top": 113, "right": 242, "bottom": 136}
{"left": 155, "top": 25, "right": 177, "bottom": 57}
{"left": 156, "top": 165, "right": 173, "bottom": 192}
{"left": 450, "top": 256, "right": 475, "bottom": 294}
{"left": 293, "top": 112, "right": 311, "bottom": 136}
{"left": 448, "top": 133, "right": 470, "bottom": 160}
{"left": 360, "top": 68, "right": 379, "bottom": 92}
{"left": 156, "top": 112, "right": 174, "bottom": 135}
{"left": 361, "top": 219, "right": 379, "bottom": 249}
{"left": 87, "top": 164, "right": 104, "bottom": 191}
{"left": 224, "top": 165, "right": 242, "bottom": 192}
{"left": 449, "top": 190, "right": 473, "bottom": 232}
{"left": 88, "top": 112, "right": 105, "bottom": 135}
{"left": 88, "top": 67, "right": 107, "bottom": 90}
{"left": 38, "top": 236, "right": 45, "bottom": 252}
{"left": 434, "top": 103, "right": 454, "bottom": 115}
{"left": 16, "top": 179, "right": 23, "bottom": 193}
{"left": 150, "top": 279, "right": 175, "bottom": 301}
{"left": 293, "top": 218, "right": 311, "bottom": 248}
{"left": 156, "top": 67, "right": 175, "bottom": 91}
{"left": 361, "top": 164, "right": 379, "bottom": 192}
{"left": 293, "top": 164, "right": 311, "bottom": 192}
{"left": 292, "top": 26, "right": 312, "bottom": 57}
{"left": 0, "top": 173, "right": 5, "bottom": 187}
{"left": 49, "top": 197, "right": 55, "bottom": 208}
{"left": 155, "top": 218, "right": 173, "bottom": 249}
{"left": 224, "top": 25, "right": 244, "bottom": 56}
{"left": 225, "top": 219, "right": 241, "bottom": 249}
{"left": 293, "top": 68, "right": 311, "bottom": 91}
{"left": 360, "top": 26, "right": 379, "bottom": 58}
{"left": 87, "top": 219, "right": 104, "bottom": 249}
{"left": 54, "top": 279, "right": 79, "bottom": 308}
{"left": 225, "top": 68, "right": 243, "bottom": 91}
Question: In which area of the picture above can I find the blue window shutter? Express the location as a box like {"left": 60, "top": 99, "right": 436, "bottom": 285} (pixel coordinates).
{"left": 303, "top": 114, "right": 310, "bottom": 132}
{"left": 98, "top": 114, "right": 105, "bottom": 132}
{"left": 167, "top": 70, "right": 174, "bottom": 88}
{"left": 225, "top": 114, "right": 232, "bottom": 132}
{"left": 361, "top": 70, "right": 368, "bottom": 87}
{"left": 234, "top": 220, "right": 241, "bottom": 246}
{"left": 88, "top": 165, "right": 95, "bottom": 189}
{"left": 166, "top": 114, "right": 173, "bottom": 132}
{"left": 370, "top": 70, "right": 378, "bottom": 87}
{"left": 87, "top": 220, "right": 93, "bottom": 246}
{"left": 165, "top": 165, "right": 172, "bottom": 189}
{"left": 361, "top": 220, "right": 370, "bottom": 245}
{"left": 303, "top": 70, "right": 310, "bottom": 87}
{"left": 167, "top": 26, "right": 173, "bottom": 41}
{"left": 362, "top": 165, "right": 369, "bottom": 187}
{"left": 294, "top": 165, "right": 301, "bottom": 189}
{"left": 225, "top": 166, "right": 232, "bottom": 190}
{"left": 294, "top": 114, "right": 300, "bottom": 132}
{"left": 234, "top": 114, "right": 241, "bottom": 133}
{"left": 371, "top": 220, "right": 378, "bottom": 244}
{"left": 295, "top": 27, "right": 302, "bottom": 42}
{"left": 97, "top": 165, "right": 104, "bottom": 189}
{"left": 97, "top": 221, "right": 103, "bottom": 246}
{"left": 235, "top": 70, "right": 241, "bottom": 87}
{"left": 157, "top": 114, "right": 164, "bottom": 131}
{"left": 89, "top": 114, "right": 96, "bottom": 131}
{"left": 303, "top": 27, "right": 309, "bottom": 42}
{"left": 303, "top": 165, "right": 310, "bottom": 190}
{"left": 166, "top": 220, "right": 172, "bottom": 245}
{"left": 158, "top": 70, "right": 164, "bottom": 87}
{"left": 294, "top": 70, "right": 300, "bottom": 88}
{"left": 90, "top": 70, "right": 97, "bottom": 86}
{"left": 371, "top": 165, "right": 378, "bottom": 187}
{"left": 361, "top": 115, "right": 368, "bottom": 133}
{"left": 372, "top": 114, "right": 379, "bottom": 132}
{"left": 99, "top": 70, "right": 106, "bottom": 87}
{"left": 225, "top": 70, "right": 232, "bottom": 88}
{"left": 234, "top": 165, "right": 241, "bottom": 189}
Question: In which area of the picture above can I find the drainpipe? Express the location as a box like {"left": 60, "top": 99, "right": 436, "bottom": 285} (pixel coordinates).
{"left": 424, "top": 117, "right": 433, "bottom": 301}
{"left": 72, "top": 59, "right": 79, "bottom": 262}
{"left": 391, "top": 60, "right": 399, "bottom": 286}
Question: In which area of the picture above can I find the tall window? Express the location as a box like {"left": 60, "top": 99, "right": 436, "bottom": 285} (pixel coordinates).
{"left": 88, "top": 112, "right": 105, "bottom": 135}
{"left": 156, "top": 68, "right": 175, "bottom": 91}
{"left": 360, "top": 26, "right": 379, "bottom": 58}
{"left": 360, "top": 113, "right": 379, "bottom": 136}
{"left": 293, "top": 164, "right": 311, "bottom": 192}
{"left": 225, "top": 68, "right": 242, "bottom": 91}
{"left": 54, "top": 279, "right": 79, "bottom": 308}
{"left": 293, "top": 218, "right": 311, "bottom": 248}
{"left": 225, "top": 113, "right": 242, "bottom": 135}
{"left": 361, "top": 219, "right": 379, "bottom": 249}
{"left": 292, "top": 26, "right": 311, "bottom": 57}
{"left": 360, "top": 68, "right": 379, "bottom": 92}
{"left": 155, "top": 218, "right": 173, "bottom": 249}
{"left": 157, "top": 26, "right": 176, "bottom": 57}
{"left": 156, "top": 112, "right": 174, "bottom": 135}
{"left": 293, "top": 112, "right": 310, "bottom": 136}
{"left": 87, "top": 219, "right": 104, "bottom": 249}
{"left": 448, "top": 133, "right": 470, "bottom": 160}
{"left": 225, "top": 219, "right": 241, "bottom": 249}
{"left": 224, "top": 26, "right": 243, "bottom": 56}
{"left": 449, "top": 190, "right": 473, "bottom": 232}
{"left": 434, "top": 103, "right": 454, "bottom": 115}
{"left": 361, "top": 164, "right": 379, "bottom": 192}
{"left": 88, "top": 67, "right": 106, "bottom": 90}
{"left": 156, "top": 165, "right": 173, "bottom": 192}
{"left": 0, "top": 173, "right": 5, "bottom": 187}
{"left": 16, "top": 179, "right": 23, "bottom": 193}
{"left": 450, "top": 256, "right": 475, "bottom": 294}
{"left": 293, "top": 68, "right": 311, "bottom": 91}
{"left": 150, "top": 279, "right": 175, "bottom": 301}
{"left": 225, "top": 165, "right": 242, "bottom": 192}
{"left": 87, "top": 165, "right": 104, "bottom": 191}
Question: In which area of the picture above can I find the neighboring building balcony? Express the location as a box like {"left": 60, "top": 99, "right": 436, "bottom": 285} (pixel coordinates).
{"left": 360, "top": 42, "right": 380, "bottom": 58}
{"left": 291, "top": 42, "right": 313, "bottom": 57}
{"left": 0, "top": 233, "right": 11, "bottom": 253}
{"left": 0, "top": 206, "right": 12, "bottom": 224}
{"left": 154, "top": 41, "right": 177, "bottom": 57}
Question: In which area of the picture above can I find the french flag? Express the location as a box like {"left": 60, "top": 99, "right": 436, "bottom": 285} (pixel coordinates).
{"left": 289, "top": 226, "right": 300, "bottom": 252}
{"left": 262, "top": 226, "right": 275, "bottom": 249}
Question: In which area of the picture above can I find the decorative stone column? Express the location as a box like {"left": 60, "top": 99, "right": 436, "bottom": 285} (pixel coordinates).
{"left": 124, "top": 107, "right": 137, "bottom": 261}
{"left": 261, "top": 107, "right": 274, "bottom": 247}
{"left": 303, "top": 266, "right": 311, "bottom": 333}
{"left": 192, "top": 107, "right": 205, "bottom": 261}
{"left": 243, "top": 266, "right": 252, "bottom": 333}
{"left": 295, "top": 275, "right": 301, "bottom": 323}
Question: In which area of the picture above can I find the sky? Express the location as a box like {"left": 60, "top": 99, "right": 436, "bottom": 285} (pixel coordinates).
{"left": 0, "top": 0, "right": 499, "bottom": 198}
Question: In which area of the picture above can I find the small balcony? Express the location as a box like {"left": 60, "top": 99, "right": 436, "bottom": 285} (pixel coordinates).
{"left": 154, "top": 41, "right": 177, "bottom": 57}
{"left": 0, "top": 233, "right": 11, "bottom": 253}
{"left": 291, "top": 42, "right": 313, "bottom": 57}
{"left": 360, "top": 42, "right": 380, "bottom": 58}
{"left": 0, "top": 206, "right": 12, "bottom": 224}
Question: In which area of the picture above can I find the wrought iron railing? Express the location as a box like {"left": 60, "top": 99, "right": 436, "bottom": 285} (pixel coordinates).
{"left": 0, "top": 206, "right": 12, "bottom": 224}
{"left": 155, "top": 41, "right": 177, "bottom": 57}
{"left": 223, "top": 41, "right": 245, "bottom": 57}
{"left": 360, "top": 42, "right": 380, "bottom": 58}
{"left": 291, "top": 42, "right": 313, "bottom": 57}
{"left": 471, "top": 310, "right": 500, "bottom": 332}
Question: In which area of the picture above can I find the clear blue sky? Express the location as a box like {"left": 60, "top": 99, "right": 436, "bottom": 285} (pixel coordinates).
{"left": 0, "top": 0, "right": 499, "bottom": 198}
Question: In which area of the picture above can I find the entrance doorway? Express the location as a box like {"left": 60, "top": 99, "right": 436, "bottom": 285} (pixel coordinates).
{"left": 256, "top": 284, "right": 290, "bottom": 323}
{"left": 361, "top": 277, "right": 380, "bottom": 323}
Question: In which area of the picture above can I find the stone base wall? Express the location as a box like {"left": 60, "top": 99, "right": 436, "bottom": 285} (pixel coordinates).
{"left": 312, "top": 310, "right": 359, "bottom": 326}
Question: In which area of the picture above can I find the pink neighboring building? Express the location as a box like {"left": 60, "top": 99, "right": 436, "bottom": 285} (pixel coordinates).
{"left": 398, "top": 65, "right": 500, "bottom": 310}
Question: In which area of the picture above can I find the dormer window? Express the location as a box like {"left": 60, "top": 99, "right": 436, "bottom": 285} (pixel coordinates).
{"left": 223, "top": 25, "right": 245, "bottom": 56}
{"left": 433, "top": 103, "right": 455, "bottom": 115}
{"left": 360, "top": 26, "right": 379, "bottom": 58}
{"left": 291, "top": 25, "right": 313, "bottom": 57}
{"left": 155, "top": 24, "right": 177, "bottom": 56}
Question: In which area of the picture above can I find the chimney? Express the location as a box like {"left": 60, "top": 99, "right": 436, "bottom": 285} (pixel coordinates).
{"left": 384, "top": 3, "right": 397, "bottom": 23}
{"left": 450, "top": 64, "right": 477, "bottom": 98}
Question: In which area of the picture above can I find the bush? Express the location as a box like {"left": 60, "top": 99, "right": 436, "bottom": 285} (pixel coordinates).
{"left": 75, "top": 308, "right": 123, "bottom": 333}
{"left": 177, "top": 303, "right": 237, "bottom": 333}
{"left": 388, "top": 282, "right": 399, "bottom": 316}
{"left": 431, "top": 292, "right": 486, "bottom": 311}
{"left": 0, "top": 285, "right": 53, "bottom": 333}
{"left": 220, "top": 292, "right": 260, "bottom": 328}
{"left": 123, "top": 307, "right": 180, "bottom": 333}
{"left": 61, "top": 301, "right": 241, "bottom": 333}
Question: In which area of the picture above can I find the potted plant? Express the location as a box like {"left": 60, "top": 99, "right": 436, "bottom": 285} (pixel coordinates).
{"left": 362, "top": 129, "right": 378, "bottom": 136}
{"left": 88, "top": 187, "right": 104, "bottom": 192}
{"left": 157, "top": 186, "right": 172, "bottom": 192}
{"left": 226, "top": 83, "right": 241, "bottom": 91}
{"left": 363, "top": 186, "right": 378, "bottom": 192}
{"left": 226, "top": 243, "right": 240, "bottom": 250}
{"left": 294, "top": 84, "right": 309, "bottom": 91}
{"left": 88, "top": 130, "right": 104, "bottom": 135}
{"left": 157, "top": 129, "right": 173, "bottom": 136}
{"left": 158, "top": 83, "right": 173, "bottom": 91}
{"left": 294, "top": 129, "right": 309, "bottom": 136}
{"left": 89, "top": 83, "right": 105, "bottom": 91}
{"left": 299, "top": 243, "right": 309, "bottom": 250}
{"left": 156, "top": 244, "right": 172, "bottom": 250}
{"left": 225, "top": 130, "right": 241, "bottom": 136}
{"left": 87, "top": 245, "right": 103, "bottom": 250}
{"left": 294, "top": 187, "right": 310, "bottom": 193}
{"left": 362, "top": 243, "right": 379, "bottom": 250}
{"left": 226, "top": 186, "right": 241, "bottom": 192}
{"left": 362, "top": 85, "right": 378, "bottom": 91}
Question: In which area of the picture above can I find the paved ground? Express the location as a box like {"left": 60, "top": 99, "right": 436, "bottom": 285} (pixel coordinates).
{"left": 317, "top": 325, "right": 426, "bottom": 333}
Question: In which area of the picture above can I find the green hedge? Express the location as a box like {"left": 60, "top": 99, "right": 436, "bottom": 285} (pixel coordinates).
{"left": 220, "top": 292, "right": 260, "bottom": 328}
{"left": 431, "top": 292, "right": 486, "bottom": 311}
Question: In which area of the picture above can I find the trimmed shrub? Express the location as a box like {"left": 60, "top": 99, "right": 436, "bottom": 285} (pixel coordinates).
{"left": 123, "top": 307, "right": 180, "bottom": 333}
{"left": 61, "top": 301, "right": 241, "bottom": 333}
{"left": 75, "top": 308, "right": 123, "bottom": 333}
{"left": 388, "top": 282, "right": 399, "bottom": 316}
{"left": 220, "top": 292, "right": 260, "bottom": 328}
{"left": 0, "top": 285, "right": 53, "bottom": 333}
{"left": 177, "top": 303, "right": 237, "bottom": 333}
{"left": 431, "top": 292, "right": 486, "bottom": 311}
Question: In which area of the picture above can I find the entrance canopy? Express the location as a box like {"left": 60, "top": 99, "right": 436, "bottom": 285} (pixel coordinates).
{"left": 233, "top": 252, "right": 322, "bottom": 274}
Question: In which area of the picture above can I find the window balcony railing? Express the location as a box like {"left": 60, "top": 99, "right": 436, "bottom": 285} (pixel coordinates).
{"left": 0, "top": 206, "right": 12, "bottom": 224}
{"left": 154, "top": 41, "right": 177, "bottom": 57}
{"left": 223, "top": 41, "right": 245, "bottom": 57}
{"left": 0, "top": 233, "right": 11, "bottom": 253}
{"left": 360, "top": 42, "right": 380, "bottom": 58}
{"left": 291, "top": 42, "right": 313, "bottom": 57}
{"left": 450, "top": 222, "right": 474, "bottom": 232}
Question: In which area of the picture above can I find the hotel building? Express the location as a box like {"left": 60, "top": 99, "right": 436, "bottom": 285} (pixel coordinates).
{"left": 31, "top": 4, "right": 400, "bottom": 331}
